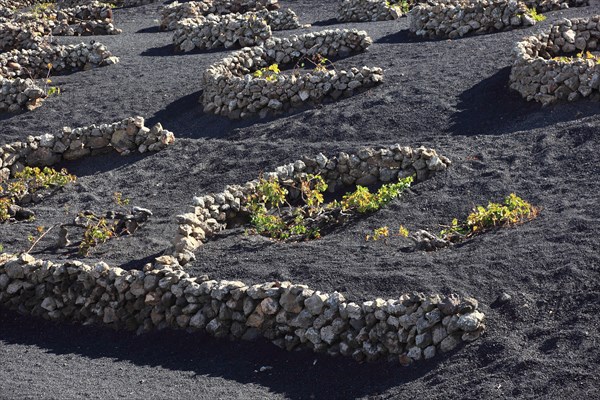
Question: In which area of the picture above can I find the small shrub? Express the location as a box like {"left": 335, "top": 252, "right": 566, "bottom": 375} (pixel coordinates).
{"left": 113, "top": 191, "right": 130, "bottom": 207}
{"left": 338, "top": 176, "right": 413, "bottom": 213}
{"left": 398, "top": 225, "right": 409, "bottom": 237}
{"left": 294, "top": 54, "right": 336, "bottom": 75}
{"left": 44, "top": 63, "right": 61, "bottom": 97}
{"left": 30, "top": 2, "right": 55, "bottom": 18}
{"left": 79, "top": 214, "right": 116, "bottom": 256}
{"left": 366, "top": 226, "right": 389, "bottom": 241}
{"left": 387, "top": 0, "right": 409, "bottom": 14}
{"left": 253, "top": 64, "right": 280, "bottom": 82}
{"left": 440, "top": 193, "right": 539, "bottom": 241}
{"left": 246, "top": 174, "right": 413, "bottom": 241}
{"left": 553, "top": 51, "right": 600, "bottom": 64}
{"left": 527, "top": 7, "right": 546, "bottom": 22}
{"left": 0, "top": 167, "right": 76, "bottom": 222}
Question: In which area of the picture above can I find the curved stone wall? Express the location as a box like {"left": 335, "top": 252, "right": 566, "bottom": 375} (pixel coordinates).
{"left": 5, "top": 2, "right": 121, "bottom": 36}
{"left": 0, "top": 253, "right": 485, "bottom": 364}
{"left": 525, "top": 0, "right": 589, "bottom": 12}
{"left": 160, "top": 0, "right": 278, "bottom": 31}
{"left": 0, "top": 20, "right": 50, "bottom": 52}
{"left": 0, "top": 116, "right": 174, "bottom": 180}
{"left": 172, "top": 144, "right": 450, "bottom": 264}
{"left": 173, "top": 10, "right": 301, "bottom": 52}
{"left": 0, "top": 77, "right": 44, "bottom": 113}
{"left": 510, "top": 16, "right": 600, "bottom": 105}
{"left": 0, "top": 1, "right": 120, "bottom": 112}
{"left": 0, "top": 42, "right": 118, "bottom": 79}
{"left": 338, "top": 0, "right": 404, "bottom": 22}
{"left": 62, "top": 0, "right": 160, "bottom": 7}
{"left": 202, "top": 29, "right": 383, "bottom": 119}
{"left": 173, "top": 14, "right": 272, "bottom": 52}
{"left": 408, "top": 0, "right": 537, "bottom": 39}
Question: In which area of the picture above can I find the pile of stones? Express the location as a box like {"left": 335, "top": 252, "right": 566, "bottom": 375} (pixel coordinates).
{"left": 172, "top": 145, "right": 450, "bottom": 264}
{"left": 160, "top": 0, "right": 278, "bottom": 31}
{"left": 0, "top": 41, "right": 119, "bottom": 79}
{"left": 0, "top": 252, "right": 485, "bottom": 364}
{"left": 408, "top": 0, "right": 537, "bottom": 39}
{"left": 202, "top": 29, "right": 383, "bottom": 119}
{"left": 510, "top": 16, "right": 600, "bottom": 105}
{"left": 338, "top": 0, "right": 404, "bottom": 22}
{"left": 0, "top": 116, "right": 175, "bottom": 180}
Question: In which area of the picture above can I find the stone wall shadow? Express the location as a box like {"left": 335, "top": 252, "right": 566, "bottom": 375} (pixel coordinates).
{"left": 376, "top": 29, "right": 423, "bottom": 44}
{"left": 141, "top": 44, "right": 232, "bottom": 57}
{"left": 448, "top": 67, "right": 600, "bottom": 136}
{"left": 56, "top": 151, "right": 145, "bottom": 177}
{"left": 148, "top": 90, "right": 310, "bottom": 139}
{"left": 0, "top": 308, "right": 443, "bottom": 400}
{"left": 312, "top": 18, "right": 343, "bottom": 26}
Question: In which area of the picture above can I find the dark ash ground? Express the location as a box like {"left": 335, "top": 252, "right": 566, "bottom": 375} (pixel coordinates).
{"left": 1, "top": 1, "right": 599, "bottom": 399}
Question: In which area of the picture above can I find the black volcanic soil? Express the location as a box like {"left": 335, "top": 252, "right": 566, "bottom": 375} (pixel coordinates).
{"left": 1, "top": 1, "right": 600, "bottom": 399}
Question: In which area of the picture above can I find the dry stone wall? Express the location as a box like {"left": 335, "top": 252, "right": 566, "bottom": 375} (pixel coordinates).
{"left": 0, "top": 116, "right": 174, "bottom": 181}
{"left": 0, "top": 77, "right": 44, "bottom": 113}
{"left": 525, "top": 0, "right": 588, "bottom": 12}
{"left": 160, "top": 0, "right": 278, "bottom": 30}
{"left": 58, "top": 0, "right": 161, "bottom": 7}
{"left": 258, "top": 8, "right": 302, "bottom": 30}
{"left": 0, "top": 20, "right": 50, "bottom": 52}
{"left": 338, "top": 0, "right": 403, "bottom": 22}
{"left": 173, "top": 10, "right": 300, "bottom": 52}
{"left": 173, "top": 14, "right": 272, "bottom": 52}
{"left": 408, "top": 0, "right": 537, "bottom": 39}
{"left": 0, "top": 1, "right": 120, "bottom": 112}
{"left": 0, "top": 42, "right": 118, "bottom": 79}
{"left": 0, "top": 252, "right": 485, "bottom": 364}
{"left": 510, "top": 16, "right": 600, "bottom": 105}
{"left": 172, "top": 144, "right": 450, "bottom": 265}
{"left": 0, "top": 3, "right": 120, "bottom": 35}
{"left": 202, "top": 29, "right": 383, "bottom": 119}
{"left": 10, "top": 2, "right": 121, "bottom": 36}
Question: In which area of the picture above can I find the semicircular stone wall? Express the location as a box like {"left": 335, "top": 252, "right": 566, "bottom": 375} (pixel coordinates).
{"left": 0, "top": 251, "right": 485, "bottom": 365}
{"left": 172, "top": 144, "right": 450, "bottom": 265}
{"left": 0, "top": 133, "right": 484, "bottom": 366}
{"left": 174, "top": 14, "right": 272, "bottom": 52}
{"left": 160, "top": 0, "right": 278, "bottom": 31}
{"left": 2, "top": 2, "right": 121, "bottom": 36}
{"left": 0, "top": 1, "right": 121, "bottom": 112}
{"left": 202, "top": 29, "right": 383, "bottom": 119}
{"left": 510, "top": 16, "right": 600, "bottom": 105}
{"left": 525, "top": 0, "right": 589, "bottom": 12}
{"left": 0, "top": 116, "right": 174, "bottom": 181}
{"left": 337, "top": 0, "right": 404, "bottom": 22}
{"left": 408, "top": 0, "right": 538, "bottom": 39}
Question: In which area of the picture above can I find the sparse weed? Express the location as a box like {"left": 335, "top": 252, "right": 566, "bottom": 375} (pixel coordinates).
{"left": 113, "top": 191, "right": 130, "bottom": 207}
